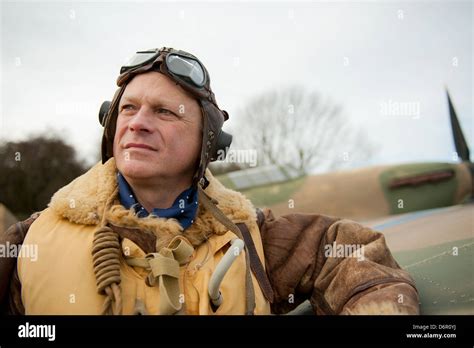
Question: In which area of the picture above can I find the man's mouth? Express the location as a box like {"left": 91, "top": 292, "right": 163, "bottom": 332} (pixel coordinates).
{"left": 124, "top": 143, "right": 157, "bottom": 151}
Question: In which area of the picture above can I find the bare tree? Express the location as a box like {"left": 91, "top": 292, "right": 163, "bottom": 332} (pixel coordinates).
{"left": 231, "top": 86, "right": 375, "bottom": 174}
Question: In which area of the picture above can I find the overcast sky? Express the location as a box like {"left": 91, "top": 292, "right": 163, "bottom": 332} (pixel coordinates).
{"left": 1, "top": 0, "right": 472, "bottom": 171}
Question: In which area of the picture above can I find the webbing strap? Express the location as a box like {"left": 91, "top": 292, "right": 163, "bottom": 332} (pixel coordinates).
{"left": 125, "top": 236, "right": 194, "bottom": 315}
{"left": 236, "top": 223, "right": 274, "bottom": 303}
{"left": 198, "top": 187, "right": 256, "bottom": 315}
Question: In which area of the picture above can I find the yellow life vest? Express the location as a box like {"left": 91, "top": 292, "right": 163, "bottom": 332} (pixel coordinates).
{"left": 17, "top": 159, "right": 271, "bottom": 315}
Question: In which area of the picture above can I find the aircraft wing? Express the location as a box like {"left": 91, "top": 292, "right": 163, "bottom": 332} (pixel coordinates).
{"left": 365, "top": 203, "right": 474, "bottom": 314}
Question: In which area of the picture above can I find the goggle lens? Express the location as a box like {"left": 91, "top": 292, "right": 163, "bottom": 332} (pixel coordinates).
{"left": 166, "top": 54, "right": 206, "bottom": 87}
{"left": 120, "top": 50, "right": 158, "bottom": 74}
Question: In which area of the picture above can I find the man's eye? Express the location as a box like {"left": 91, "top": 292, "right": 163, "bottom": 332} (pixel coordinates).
{"left": 156, "top": 108, "right": 176, "bottom": 116}
{"left": 121, "top": 104, "right": 135, "bottom": 111}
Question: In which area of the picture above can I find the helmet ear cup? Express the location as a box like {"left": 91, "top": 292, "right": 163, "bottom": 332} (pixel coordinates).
{"left": 210, "top": 130, "right": 232, "bottom": 162}
{"left": 99, "top": 101, "right": 112, "bottom": 126}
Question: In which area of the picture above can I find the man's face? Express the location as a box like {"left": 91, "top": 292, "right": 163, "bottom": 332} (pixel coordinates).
{"left": 113, "top": 71, "right": 202, "bottom": 184}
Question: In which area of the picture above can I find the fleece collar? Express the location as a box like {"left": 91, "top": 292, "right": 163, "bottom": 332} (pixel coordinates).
{"left": 48, "top": 158, "right": 256, "bottom": 249}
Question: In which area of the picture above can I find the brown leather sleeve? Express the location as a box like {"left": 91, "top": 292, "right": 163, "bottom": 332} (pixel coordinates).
{"left": 0, "top": 213, "right": 39, "bottom": 315}
{"left": 259, "top": 209, "right": 419, "bottom": 315}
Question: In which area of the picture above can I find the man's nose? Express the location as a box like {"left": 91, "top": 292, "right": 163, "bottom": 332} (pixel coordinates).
{"left": 128, "top": 107, "right": 153, "bottom": 133}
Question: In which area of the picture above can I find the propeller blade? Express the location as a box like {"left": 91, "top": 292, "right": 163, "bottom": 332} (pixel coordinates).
{"left": 447, "top": 89, "right": 470, "bottom": 162}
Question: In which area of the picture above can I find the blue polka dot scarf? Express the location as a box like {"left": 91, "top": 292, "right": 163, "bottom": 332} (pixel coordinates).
{"left": 117, "top": 172, "right": 198, "bottom": 230}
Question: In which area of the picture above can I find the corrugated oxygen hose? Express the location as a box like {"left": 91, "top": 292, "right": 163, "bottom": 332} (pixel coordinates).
{"left": 92, "top": 225, "right": 122, "bottom": 315}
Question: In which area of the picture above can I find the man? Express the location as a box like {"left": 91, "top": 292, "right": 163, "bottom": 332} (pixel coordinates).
{"left": 0, "top": 47, "right": 419, "bottom": 315}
